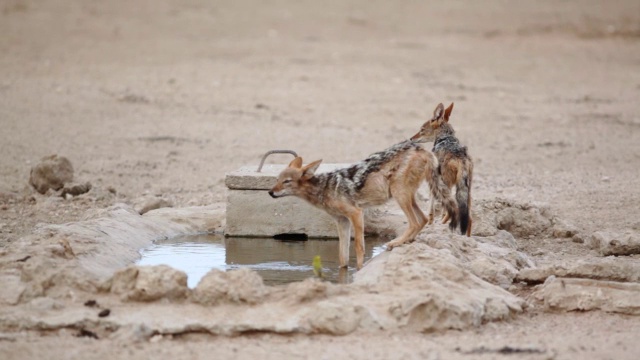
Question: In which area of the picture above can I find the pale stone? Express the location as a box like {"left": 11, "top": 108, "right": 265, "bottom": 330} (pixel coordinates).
{"left": 0, "top": 272, "right": 25, "bottom": 305}
{"left": 418, "top": 230, "right": 534, "bottom": 288}
{"left": 551, "top": 218, "right": 579, "bottom": 238}
{"left": 29, "top": 155, "right": 74, "bottom": 194}
{"left": 137, "top": 198, "right": 173, "bottom": 215}
{"left": 516, "top": 257, "right": 640, "bottom": 284}
{"left": 192, "top": 268, "right": 267, "bottom": 305}
{"left": 471, "top": 198, "right": 553, "bottom": 238}
{"left": 307, "top": 301, "right": 365, "bottom": 335}
{"left": 354, "top": 243, "right": 524, "bottom": 332}
{"left": 587, "top": 230, "right": 640, "bottom": 256}
{"left": 534, "top": 277, "right": 640, "bottom": 315}
{"left": 110, "top": 265, "right": 188, "bottom": 302}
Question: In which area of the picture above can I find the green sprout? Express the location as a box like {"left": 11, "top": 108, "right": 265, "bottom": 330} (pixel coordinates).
{"left": 312, "top": 255, "right": 323, "bottom": 279}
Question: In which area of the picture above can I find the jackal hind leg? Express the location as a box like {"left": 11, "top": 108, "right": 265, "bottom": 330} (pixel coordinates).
{"left": 412, "top": 196, "right": 428, "bottom": 228}
{"left": 427, "top": 195, "right": 436, "bottom": 225}
{"left": 386, "top": 193, "right": 426, "bottom": 251}
{"left": 334, "top": 216, "right": 351, "bottom": 268}
{"left": 442, "top": 182, "right": 457, "bottom": 223}
{"left": 441, "top": 212, "right": 450, "bottom": 224}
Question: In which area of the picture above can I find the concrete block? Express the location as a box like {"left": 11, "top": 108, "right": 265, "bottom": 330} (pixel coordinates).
{"left": 226, "top": 164, "right": 350, "bottom": 190}
{"left": 225, "top": 163, "right": 351, "bottom": 238}
{"left": 225, "top": 190, "right": 337, "bottom": 238}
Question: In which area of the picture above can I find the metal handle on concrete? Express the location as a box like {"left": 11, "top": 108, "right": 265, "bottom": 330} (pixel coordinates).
{"left": 257, "top": 150, "right": 298, "bottom": 172}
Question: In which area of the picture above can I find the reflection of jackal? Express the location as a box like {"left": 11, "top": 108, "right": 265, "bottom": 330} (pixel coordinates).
{"left": 269, "top": 140, "right": 457, "bottom": 270}
{"left": 411, "top": 103, "right": 473, "bottom": 237}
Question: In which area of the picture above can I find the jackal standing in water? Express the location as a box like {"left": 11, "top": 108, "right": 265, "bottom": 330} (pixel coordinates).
{"left": 269, "top": 140, "right": 458, "bottom": 269}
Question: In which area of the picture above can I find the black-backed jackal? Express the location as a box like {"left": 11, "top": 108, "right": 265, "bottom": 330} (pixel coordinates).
{"left": 411, "top": 103, "right": 474, "bottom": 237}
{"left": 269, "top": 140, "right": 458, "bottom": 269}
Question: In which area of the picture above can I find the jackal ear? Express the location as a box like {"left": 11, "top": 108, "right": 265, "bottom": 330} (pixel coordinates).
{"left": 289, "top": 157, "right": 303, "bottom": 169}
{"left": 302, "top": 159, "right": 322, "bottom": 178}
{"left": 443, "top": 103, "right": 454, "bottom": 122}
{"left": 433, "top": 103, "right": 445, "bottom": 120}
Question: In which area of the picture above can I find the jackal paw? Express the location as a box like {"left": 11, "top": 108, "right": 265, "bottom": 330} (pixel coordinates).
{"left": 441, "top": 213, "right": 450, "bottom": 224}
{"left": 385, "top": 239, "right": 405, "bottom": 251}
{"left": 427, "top": 213, "right": 434, "bottom": 225}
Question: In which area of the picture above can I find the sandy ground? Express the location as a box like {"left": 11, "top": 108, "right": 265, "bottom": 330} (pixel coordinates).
{"left": 1, "top": 0, "right": 640, "bottom": 359}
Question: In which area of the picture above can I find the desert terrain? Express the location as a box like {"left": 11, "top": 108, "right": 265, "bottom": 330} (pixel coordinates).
{"left": 1, "top": 0, "right": 640, "bottom": 359}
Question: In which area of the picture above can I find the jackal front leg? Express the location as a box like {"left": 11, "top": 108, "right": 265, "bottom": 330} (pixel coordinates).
{"left": 347, "top": 209, "right": 365, "bottom": 270}
{"left": 334, "top": 216, "right": 351, "bottom": 268}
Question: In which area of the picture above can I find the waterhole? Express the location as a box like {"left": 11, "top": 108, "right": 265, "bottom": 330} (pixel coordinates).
{"left": 137, "top": 234, "right": 387, "bottom": 287}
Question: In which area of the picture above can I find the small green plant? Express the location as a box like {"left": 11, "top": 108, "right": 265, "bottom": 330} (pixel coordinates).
{"left": 312, "top": 255, "right": 323, "bottom": 279}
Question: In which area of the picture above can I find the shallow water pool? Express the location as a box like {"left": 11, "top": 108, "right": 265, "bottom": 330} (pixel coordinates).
{"left": 137, "top": 234, "right": 386, "bottom": 287}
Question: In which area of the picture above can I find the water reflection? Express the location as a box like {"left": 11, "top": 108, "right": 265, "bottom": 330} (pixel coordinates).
{"left": 137, "top": 234, "right": 386, "bottom": 288}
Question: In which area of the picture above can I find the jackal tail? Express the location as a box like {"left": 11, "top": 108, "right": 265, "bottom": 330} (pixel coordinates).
{"left": 456, "top": 167, "right": 472, "bottom": 236}
{"left": 425, "top": 164, "right": 458, "bottom": 231}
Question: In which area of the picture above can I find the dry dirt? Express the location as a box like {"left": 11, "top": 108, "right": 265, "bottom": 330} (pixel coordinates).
{"left": 1, "top": 0, "right": 640, "bottom": 359}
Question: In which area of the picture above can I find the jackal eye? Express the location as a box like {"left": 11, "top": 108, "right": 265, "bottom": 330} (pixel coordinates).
{"left": 283, "top": 179, "right": 292, "bottom": 184}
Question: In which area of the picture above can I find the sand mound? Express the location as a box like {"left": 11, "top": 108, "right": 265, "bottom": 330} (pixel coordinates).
{"left": 473, "top": 198, "right": 578, "bottom": 239}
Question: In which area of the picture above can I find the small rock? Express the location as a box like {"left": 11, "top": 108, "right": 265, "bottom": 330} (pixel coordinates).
{"left": 110, "top": 324, "right": 154, "bottom": 342}
{"left": 0, "top": 274, "right": 26, "bottom": 305}
{"left": 149, "top": 334, "right": 164, "bottom": 343}
{"left": 137, "top": 198, "right": 173, "bottom": 215}
{"left": 98, "top": 309, "right": 111, "bottom": 317}
{"left": 76, "top": 329, "right": 98, "bottom": 339}
{"left": 572, "top": 233, "right": 584, "bottom": 243}
{"left": 192, "top": 268, "right": 267, "bottom": 305}
{"left": 29, "top": 155, "right": 74, "bottom": 194}
{"left": 282, "top": 278, "right": 330, "bottom": 303}
{"left": 588, "top": 230, "right": 640, "bottom": 256}
{"left": 471, "top": 198, "right": 554, "bottom": 238}
{"left": 515, "top": 268, "right": 555, "bottom": 284}
{"left": 109, "top": 265, "right": 188, "bottom": 302}
{"left": 61, "top": 182, "right": 92, "bottom": 198}
{"left": 84, "top": 300, "right": 98, "bottom": 307}
{"left": 551, "top": 219, "right": 579, "bottom": 238}
{"left": 307, "top": 302, "right": 362, "bottom": 335}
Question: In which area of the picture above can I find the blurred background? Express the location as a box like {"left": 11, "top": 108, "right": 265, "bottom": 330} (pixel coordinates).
{"left": 1, "top": 0, "right": 639, "bottom": 236}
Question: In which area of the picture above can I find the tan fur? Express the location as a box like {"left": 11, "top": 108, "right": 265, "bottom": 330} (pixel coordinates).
{"left": 269, "top": 144, "right": 456, "bottom": 269}
{"left": 411, "top": 102, "right": 474, "bottom": 237}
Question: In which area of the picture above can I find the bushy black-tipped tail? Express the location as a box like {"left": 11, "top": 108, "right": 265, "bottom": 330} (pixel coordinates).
{"left": 456, "top": 171, "right": 472, "bottom": 236}
{"left": 425, "top": 163, "right": 458, "bottom": 231}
